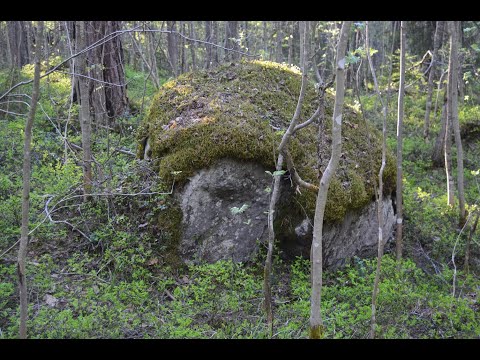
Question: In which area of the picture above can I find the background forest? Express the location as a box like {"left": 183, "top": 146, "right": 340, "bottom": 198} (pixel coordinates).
{"left": 0, "top": 20, "right": 479, "bottom": 339}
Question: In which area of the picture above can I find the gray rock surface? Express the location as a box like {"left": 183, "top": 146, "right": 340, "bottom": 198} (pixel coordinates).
{"left": 177, "top": 158, "right": 396, "bottom": 268}
{"left": 281, "top": 197, "right": 396, "bottom": 269}
{"left": 178, "top": 159, "right": 271, "bottom": 264}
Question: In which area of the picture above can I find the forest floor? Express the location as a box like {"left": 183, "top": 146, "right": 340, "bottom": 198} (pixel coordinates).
{"left": 0, "top": 66, "right": 479, "bottom": 339}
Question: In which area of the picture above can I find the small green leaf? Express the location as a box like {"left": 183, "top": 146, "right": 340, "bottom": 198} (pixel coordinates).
{"left": 264, "top": 186, "right": 272, "bottom": 193}
{"left": 273, "top": 170, "right": 287, "bottom": 177}
{"left": 230, "top": 203, "right": 249, "bottom": 215}
{"left": 265, "top": 170, "right": 273, "bottom": 176}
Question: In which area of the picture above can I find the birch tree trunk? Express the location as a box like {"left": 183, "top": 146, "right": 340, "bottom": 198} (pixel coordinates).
{"left": 17, "top": 21, "right": 43, "bottom": 339}
{"left": 309, "top": 20, "right": 351, "bottom": 339}
{"left": 395, "top": 21, "right": 406, "bottom": 264}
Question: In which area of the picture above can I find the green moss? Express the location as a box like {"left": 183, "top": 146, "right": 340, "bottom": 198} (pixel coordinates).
{"left": 157, "top": 200, "right": 184, "bottom": 268}
{"left": 138, "top": 59, "right": 397, "bottom": 250}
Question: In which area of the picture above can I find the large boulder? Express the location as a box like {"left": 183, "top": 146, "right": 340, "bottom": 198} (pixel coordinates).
{"left": 137, "top": 60, "right": 396, "bottom": 268}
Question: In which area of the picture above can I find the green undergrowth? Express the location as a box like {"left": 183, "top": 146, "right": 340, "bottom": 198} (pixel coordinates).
{"left": 1, "top": 252, "right": 478, "bottom": 338}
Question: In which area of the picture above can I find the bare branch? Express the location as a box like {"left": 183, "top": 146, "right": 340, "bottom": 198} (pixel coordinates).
{"left": 56, "top": 71, "right": 130, "bottom": 87}
{"left": 142, "top": 28, "right": 259, "bottom": 59}
{"left": 284, "top": 150, "right": 319, "bottom": 192}
{"left": 0, "top": 23, "right": 144, "bottom": 102}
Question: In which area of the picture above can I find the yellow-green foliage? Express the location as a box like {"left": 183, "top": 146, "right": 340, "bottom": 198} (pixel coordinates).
{"left": 138, "top": 60, "right": 396, "bottom": 225}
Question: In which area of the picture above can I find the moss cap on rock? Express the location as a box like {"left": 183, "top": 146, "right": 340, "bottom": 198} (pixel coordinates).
{"left": 137, "top": 59, "right": 396, "bottom": 224}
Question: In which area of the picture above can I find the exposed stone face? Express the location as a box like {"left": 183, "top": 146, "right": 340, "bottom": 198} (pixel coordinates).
{"left": 281, "top": 196, "right": 396, "bottom": 269}
{"left": 178, "top": 159, "right": 271, "bottom": 264}
{"left": 177, "top": 158, "right": 396, "bottom": 268}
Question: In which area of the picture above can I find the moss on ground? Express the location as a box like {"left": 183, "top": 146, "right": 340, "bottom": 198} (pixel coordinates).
{"left": 138, "top": 60, "right": 396, "bottom": 248}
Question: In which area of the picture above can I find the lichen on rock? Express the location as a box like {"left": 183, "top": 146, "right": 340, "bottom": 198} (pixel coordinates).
{"left": 137, "top": 59, "right": 396, "bottom": 265}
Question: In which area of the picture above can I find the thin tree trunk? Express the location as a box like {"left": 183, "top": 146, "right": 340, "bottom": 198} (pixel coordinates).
{"left": 26, "top": 21, "right": 33, "bottom": 64}
{"left": 188, "top": 21, "right": 197, "bottom": 71}
{"left": 434, "top": 70, "right": 447, "bottom": 117}
{"left": 458, "top": 21, "right": 464, "bottom": 105}
{"left": 205, "top": 21, "right": 212, "bottom": 69}
{"left": 147, "top": 27, "right": 160, "bottom": 88}
{"left": 17, "top": 21, "right": 43, "bottom": 339}
{"left": 424, "top": 21, "right": 444, "bottom": 141}
{"left": 448, "top": 21, "right": 466, "bottom": 225}
{"left": 77, "top": 21, "right": 93, "bottom": 200}
{"left": 180, "top": 21, "right": 188, "bottom": 74}
{"left": 167, "top": 21, "right": 178, "bottom": 77}
{"left": 7, "top": 21, "right": 29, "bottom": 68}
{"left": 288, "top": 22, "right": 293, "bottom": 65}
{"left": 364, "top": 21, "right": 389, "bottom": 339}
{"left": 432, "top": 98, "right": 447, "bottom": 167}
{"left": 263, "top": 21, "right": 268, "bottom": 59}
{"left": 264, "top": 21, "right": 309, "bottom": 338}
{"left": 445, "top": 23, "right": 455, "bottom": 208}
{"left": 245, "top": 21, "right": 251, "bottom": 54}
{"left": 224, "top": 21, "right": 239, "bottom": 62}
{"left": 396, "top": 21, "right": 406, "bottom": 264}
{"left": 5, "top": 22, "right": 12, "bottom": 68}
{"left": 213, "top": 21, "right": 219, "bottom": 65}
{"left": 309, "top": 20, "right": 351, "bottom": 339}
{"left": 275, "top": 21, "right": 283, "bottom": 63}
{"left": 445, "top": 102, "right": 454, "bottom": 206}
{"left": 465, "top": 212, "right": 479, "bottom": 274}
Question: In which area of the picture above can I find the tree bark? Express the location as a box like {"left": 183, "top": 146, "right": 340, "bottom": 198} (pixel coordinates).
{"left": 146, "top": 26, "right": 161, "bottom": 88}
{"left": 288, "top": 22, "right": 293, "bottom": 65}
{"left": 445, "top": 22, "right": 456, "bottom": 208}
{"left": 275, "top": 21, "right": 284, "bottom": 63}
{"left": 167, "top": 21, "right": 178, "bottom": 77}
{"left": 17, "top": 21, "right": 43, "bottom": 339}
{"left": 188, "top": 21, "right": 197, "bottom": 71}
{"left": 245, "top": 21, "right": 251, "bottom": 54}
{"left": 465, "top": 212, "right": 479, "bottom": 274}
{"left": 432, "top": 98, "right": 447, "bottom": 168}
{"left": 205, "top": 21, "right": 213, "bottom": 69}
{"left": 224, "top": 21, "right": 239, "bottom": 62}
{"left": 7, "top": 21, "right": 30, "bottom": 68}
{"left": 263, "top": 21, "right": 268, "bottom": 59}
{"left": 395, "top": 21, "right": 406, "bottom": 265}
{"left": 448, "top": 21, "right": 466, "bottom": 225}
{"left": 180, "top": 22, "right": 187, "bottom": 74}
{"left": 309, "top": 20, "right": 351, "bottom": 339}
{"left": 213, "top": 21, "right": 219, "bottom": 66}
{"left": 444, "top": 100, "right": 455, "bottom": 207}
{"left": 77, "top": 21, "right": 93, "bottom": 200}
{"left": 424, "top": 21, "right": 445, "bottom": 141}
{"left": 78, "top": 21, "right": 129, "bottom": 123}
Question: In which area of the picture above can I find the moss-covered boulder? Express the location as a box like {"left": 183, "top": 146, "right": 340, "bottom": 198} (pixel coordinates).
{"left": 137, "top": 60, "right": 396, "bottom": 267}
